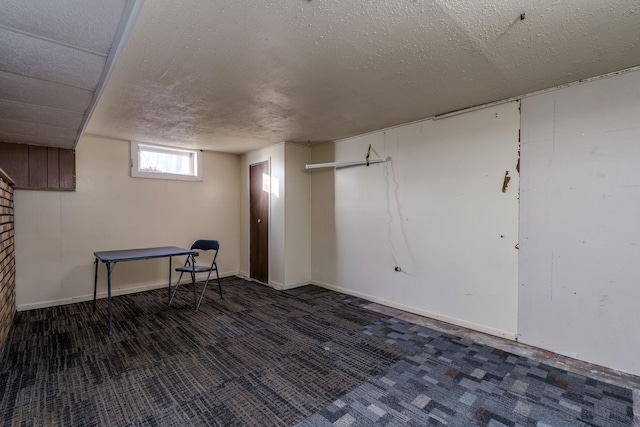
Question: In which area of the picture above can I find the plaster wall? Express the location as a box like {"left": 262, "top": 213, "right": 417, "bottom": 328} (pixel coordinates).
{"left": 14, "top": 135, "right": 240, "bottom": 309}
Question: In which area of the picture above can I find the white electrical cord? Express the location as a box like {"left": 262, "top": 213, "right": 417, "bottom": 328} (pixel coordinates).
{"left": 374, "top": 132, "right": 400, "bottom": 270}
{"left": 379, "top": 131, "right": 415, "bottom": 274}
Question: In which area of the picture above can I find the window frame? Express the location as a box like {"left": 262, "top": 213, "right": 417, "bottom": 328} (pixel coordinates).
{"left": 130, "top": 141, "right": 203, "bottom": 182}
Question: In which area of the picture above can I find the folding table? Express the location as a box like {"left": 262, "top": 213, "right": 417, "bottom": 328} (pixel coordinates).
{"left": 93, "top": 246, "right": 195, "bottom": 336}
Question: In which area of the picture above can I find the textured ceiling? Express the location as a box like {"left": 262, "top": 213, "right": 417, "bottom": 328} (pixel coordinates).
{"left": 4, "top": 1, "right": 640, "bottom": 153}
{"left": 0, "top": 0, "right": 141, "bottom": 149}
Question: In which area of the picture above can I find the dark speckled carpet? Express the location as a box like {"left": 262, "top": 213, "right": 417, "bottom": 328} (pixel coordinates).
{"left": 0, "top": 278, "right": 634, "bottom": 426}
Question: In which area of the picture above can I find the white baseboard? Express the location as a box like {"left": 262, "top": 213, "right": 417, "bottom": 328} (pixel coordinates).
{"left": 267, "top": 280, "right": 310, "bottom": 291}
{"left": 234, "top": 272, "right": 310, "bottom": 291}
{"left": 17, "top": 271, "right": 238, "bottom": 311}
{"left": 235, "top": 273, "right": 274, "bottom": 288}
{"left": 268, "top": 280, "right": 285, "bottom": 290}
{"left": 281, "top": 280, "right": 311, "bottom": 290}
{"left": 20, "top": 275, "right": 514, "bottom": 341}
{"left": 311, "top": 280, "right": 517, "bottom": 341}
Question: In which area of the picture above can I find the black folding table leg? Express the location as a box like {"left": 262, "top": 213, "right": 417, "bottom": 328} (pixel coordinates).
{"left": 107, "top": 262, "right": 114, "bottom": 336}
{"left": 168, "top": 256, "right": 172, "bottom": 303}
{"left": 92, "top": 258, "right": 98, "bottom": 314}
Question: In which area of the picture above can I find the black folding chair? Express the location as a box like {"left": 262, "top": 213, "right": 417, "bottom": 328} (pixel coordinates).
{"left": 169, "top": 239, "right": 222, "bottom": 311}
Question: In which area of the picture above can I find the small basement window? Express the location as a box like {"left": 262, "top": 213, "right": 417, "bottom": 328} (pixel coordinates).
{"left": 131, "top": 142, "right": 203, "bottom": 181}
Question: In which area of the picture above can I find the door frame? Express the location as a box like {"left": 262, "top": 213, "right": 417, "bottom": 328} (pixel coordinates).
{"left": 249, "top": 159, "right": 270, "bottom": 284}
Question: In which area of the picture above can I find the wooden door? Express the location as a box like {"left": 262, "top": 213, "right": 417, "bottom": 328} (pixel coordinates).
{"left": 250, "top": 161, "right": 269, "bottom": 283}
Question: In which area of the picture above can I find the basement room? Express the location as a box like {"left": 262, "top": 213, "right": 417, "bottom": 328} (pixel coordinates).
{"left": 0, "top": 0, "right": 639, "bottom": 425}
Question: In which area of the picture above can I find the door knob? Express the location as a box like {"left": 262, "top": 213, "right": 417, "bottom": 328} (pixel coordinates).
{"left": 257, "top": 218, "right": 262, "bottom": 223}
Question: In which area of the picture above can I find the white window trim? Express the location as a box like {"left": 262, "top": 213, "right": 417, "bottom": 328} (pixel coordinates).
{"left": 130, "top": 141, "right": 203, "bottom": 182}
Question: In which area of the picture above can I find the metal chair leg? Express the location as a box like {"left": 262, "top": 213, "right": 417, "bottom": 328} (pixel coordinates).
{"left": 169, "top": 271, "right": 184, "bottom": 306}
{"left": 216, "top": 268, "right": 222, "bottom": 299}
{"left": 191, "top": 272, "right": 197, "bottom": 311}
{"left": 195, "top": 271, "right": 212, "bottom": 312}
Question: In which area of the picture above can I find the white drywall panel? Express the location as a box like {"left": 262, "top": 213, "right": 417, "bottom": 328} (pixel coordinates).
{"left": 14, "top": 136, "right": 240, "bottom": 309}
{"left": 312, "top": 102, "right": 520, "bottom": 337}
{"left": 284, "top": 143, "right": 311, "bottom": 287}
{"left": 14, "top": 191, "right": 64, "bottom": 305}
{"left": 310, "top": 142, "right": 337, "bottom": 286}
{"left": 519, "top": 69, "right": 640, "bottom": 376}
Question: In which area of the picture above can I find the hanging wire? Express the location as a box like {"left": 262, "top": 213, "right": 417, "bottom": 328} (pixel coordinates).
{"left": 374, "top": 131, "right": 416, "bottom": 274}
{"left": 377, "top": 132, "right": 400, "bottom": 269}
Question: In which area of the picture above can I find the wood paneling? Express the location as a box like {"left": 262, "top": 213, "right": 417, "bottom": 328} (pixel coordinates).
{"left": 47, "top": 148, "right": 59, "bottom": 188}
{"left": 28, "top": 146, "right": 48, "bottom": 188}
{"left": 0, "top": 142, "right": 75, "bottom": 190}
{"left": 0, "top": 142, "right": 28, "bottom": 186}
{"left": 59, "top": 149, "right": 75, "bottom": 190}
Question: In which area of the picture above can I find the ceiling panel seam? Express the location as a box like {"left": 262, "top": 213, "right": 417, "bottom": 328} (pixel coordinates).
{"left": 0, "top": 98, "right": 87, "bottom": 115}
{"left": 0, "top": 69, "right": 98, "bottom": 93}
{"left": 0, "top": 116, "right": 79, "bottom": 131}
{"left": 0, "top": 129, "right": 72, "bottom": 143}
{"left": 0, "top": 24, "right": 108, "bottom": 58}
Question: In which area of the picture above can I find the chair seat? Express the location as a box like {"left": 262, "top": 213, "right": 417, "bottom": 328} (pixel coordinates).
{"left": 175, "top": 265, "right": 216, "bottom": 273}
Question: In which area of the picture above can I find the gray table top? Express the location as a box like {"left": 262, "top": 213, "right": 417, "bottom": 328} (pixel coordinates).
{"left": 94, "top": 246, "right": 194, "bottom": 263}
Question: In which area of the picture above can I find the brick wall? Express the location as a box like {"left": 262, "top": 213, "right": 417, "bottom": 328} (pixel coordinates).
{"left": 0, "top": 168, "right": 15, "bottom": 349}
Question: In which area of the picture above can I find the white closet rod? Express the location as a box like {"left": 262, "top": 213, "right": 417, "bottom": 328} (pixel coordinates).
{"left": 305, "top": 157, "right": 389, "bottom": 170}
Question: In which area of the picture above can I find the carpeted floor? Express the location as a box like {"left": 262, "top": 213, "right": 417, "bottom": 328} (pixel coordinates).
{"left": 0, "top": 278, "right": 635, "bottom": 426}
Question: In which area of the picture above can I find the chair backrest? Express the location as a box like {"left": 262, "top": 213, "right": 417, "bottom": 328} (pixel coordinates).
{"left": 191, "top": 239, "right": 219, "bottom": 251}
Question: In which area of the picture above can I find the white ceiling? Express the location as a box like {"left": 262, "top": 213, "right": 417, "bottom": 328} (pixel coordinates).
{"left": 3, "top": 1, "right": 640, "bottom": 154}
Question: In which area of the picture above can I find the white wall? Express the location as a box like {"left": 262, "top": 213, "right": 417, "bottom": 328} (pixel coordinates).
{"left": 15, "top": 135, "right": 240, "bottom": 309}
{"left": 311, "top": 102, "right": 521, "bottom": 338}
{"left": 310, "top": 142, "right": 336, "bottom": 286}
{"left": 284, "top": 143, "right": 311, "bottom": 287}
{"left": 519, "top": 70, "right": 640, "bottom": 376}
